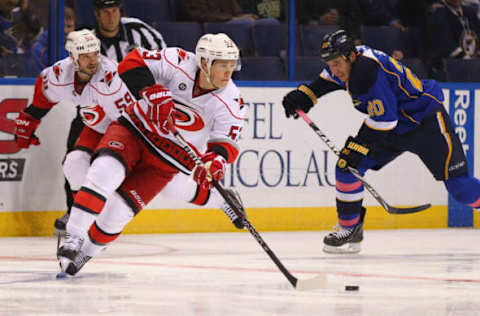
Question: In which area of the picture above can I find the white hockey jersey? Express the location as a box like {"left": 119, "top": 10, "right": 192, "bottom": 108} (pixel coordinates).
{"left": 118, "top": 47, "right": 246, "bottom": 175}
{"left": 32, "top": 55, "right": 135, "bottom": 134}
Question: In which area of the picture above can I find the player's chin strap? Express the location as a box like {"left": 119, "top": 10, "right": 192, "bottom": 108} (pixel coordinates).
{"left": 167, "top": 120, "right": 326, "bottom": 290}
{"left": 296, "top": 109, "right": 431, "bottom": 215}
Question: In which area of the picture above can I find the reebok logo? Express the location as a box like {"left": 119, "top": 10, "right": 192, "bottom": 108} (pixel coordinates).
{"left": 129, "top": 190, "right": 145, "bottom": 208}
{"left": 108, "top": 140, "right": 124, "bottom": 150}
{"left": 448, "top": 161, "right": 466, "bottom": 172}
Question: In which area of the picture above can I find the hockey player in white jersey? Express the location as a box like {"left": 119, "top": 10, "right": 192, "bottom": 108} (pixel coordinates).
{"left": 57, "top": 33, "right": 248, "bottom": 276}
{"left": 14, "top": 29, "right": 135, "bottom": 233}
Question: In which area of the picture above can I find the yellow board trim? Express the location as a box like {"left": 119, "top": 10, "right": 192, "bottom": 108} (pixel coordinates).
{"left": 0, "top": 205, "right": 448, "bottom": 237}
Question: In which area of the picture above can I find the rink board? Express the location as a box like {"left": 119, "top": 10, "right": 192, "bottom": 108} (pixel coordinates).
{"left": 0, "top": 80, "right": 478, "bottom": 236}
{"left": 0, "top": 205, "right": 456, "bottom": 237}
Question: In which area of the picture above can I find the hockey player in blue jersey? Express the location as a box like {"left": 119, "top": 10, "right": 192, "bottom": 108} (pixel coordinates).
{"left": 282, "top": 29, "right": 480, "bottom": 254}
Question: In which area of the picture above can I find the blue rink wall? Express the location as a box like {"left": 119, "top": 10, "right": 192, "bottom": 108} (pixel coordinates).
{"left": 440, "top": 83, "right": 478, "bottom": 227}
{"left": 0, "top": 79, "right": 478, "bottom": 236}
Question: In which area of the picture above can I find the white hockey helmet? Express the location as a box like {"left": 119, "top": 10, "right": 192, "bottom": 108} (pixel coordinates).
{"left": 195, "top": 33, "right": 241, "bottom": 75}
{"left": 65, "top": 29, "right": 101, "bottom": 69}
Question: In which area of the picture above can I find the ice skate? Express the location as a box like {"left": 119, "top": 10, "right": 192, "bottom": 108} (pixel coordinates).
{"left": 323, "top": 223, "right": 363, "bottom": 254}
{"left": 57, "top": 232, "right": 84, "bottom": 272}
{"left": 323, "top": 207, "right": 366, "bottom": 254}
{"left": 53, "top": 212, "right": 69, "bottom": 236}
{"left": 65, "top": 251, "right": 91, "bottom": 276}
{"left": 221, "top": 189, "right": 247, "bottom": 229}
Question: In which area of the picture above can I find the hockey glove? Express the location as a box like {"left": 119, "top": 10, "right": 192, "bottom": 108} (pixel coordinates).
{"left": 282, "top": 84, "right": 317, "bottom": 119}
{"left": 193, "top": 152, "right": 227, "bottom": 190}
{"left": 15, "top": 111, "right": 40, "bottom": 149}
{"left": 337, "top": 136, "right": 370, "bottom": 170}
{"left": 141, "top": 84, "right": 175, "bottom": 135}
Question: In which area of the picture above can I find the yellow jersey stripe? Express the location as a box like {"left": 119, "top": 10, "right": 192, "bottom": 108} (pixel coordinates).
{"left": 400, "top": 109, "right": 420, "bottom": 125}
{"left": 363, "top": 55, "right": 420, "bottom": 99}
{"left": 436, "top": 111, "right": 452, "bottom": 180}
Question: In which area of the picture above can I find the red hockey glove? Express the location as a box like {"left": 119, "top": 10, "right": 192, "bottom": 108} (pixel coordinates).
{"left": 193, "top": 152, "right": 227, "bottom": 190}
{"left": 15, "top": 111, "right": 40, "bottom": 149}
{"left": 140, "top": 84, "right": 175, "bottom": 134}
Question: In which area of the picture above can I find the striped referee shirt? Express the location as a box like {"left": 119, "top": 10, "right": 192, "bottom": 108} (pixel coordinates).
{"left": 92, "top": 17, "right": 167, "bottom": 62}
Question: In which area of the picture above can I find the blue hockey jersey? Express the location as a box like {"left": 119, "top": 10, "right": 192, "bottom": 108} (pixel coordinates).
{"left": 319, "top": 46, "right": 445, "bottom": 134}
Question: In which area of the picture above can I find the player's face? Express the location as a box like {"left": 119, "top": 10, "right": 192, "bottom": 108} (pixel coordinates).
{"left": 64, "top": 17, "right": 75, "bottom": 35}
{"left": 209, "top": 60, "right": 237, "bottom": 88}
{"left": 77, "top": 52, "right": 99, "bottom": 76}
{"left": 326, "top": 55, "right": 352, "bottom": 82}
{"left": 95, "top": 7, "right": 121, "bottom": 34}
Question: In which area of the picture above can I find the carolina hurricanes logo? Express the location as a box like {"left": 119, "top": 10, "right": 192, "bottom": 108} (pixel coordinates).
{"left": 178, "top": 48, "right": 187, "bottom": 61}
{"left": 79, "top": 104, "right": 106, "bottom": 127}
{"left": 234, "top": 97, "right": 245, "bottom": 110}
{"left": 173, "top": 101, "right": 204, "bottom": 132}
{"left": 53, "top": 65, "right": 61, "bottom": 80}
{"left": 104, "top": 71, "right": 115, "bottom": 86}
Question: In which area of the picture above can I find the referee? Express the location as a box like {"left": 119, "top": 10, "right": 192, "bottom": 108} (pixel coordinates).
{"left": 54, "top": 0, "right": 167, "bottom": 233}
{"left": 92, "top": 0, "right": 166, "bottom": 61}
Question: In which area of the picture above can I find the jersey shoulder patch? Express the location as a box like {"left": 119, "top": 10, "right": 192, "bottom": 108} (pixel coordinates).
{"left": 163, "top": 47, "right": 193, "bottom": 66}
{"left": 216, "top": 83, "right": 246, "bottom": 119}
{"left": 45, "top": 57, "right": 74, "bottom": 84}
{"left": 177, "top": 48, "right": 188, "bottom": 63}
{"left": 348, "top": 55, "right": 378, "bottom": 95}
{"left": 92, "top": 59, "right": 123, "bottom": 94}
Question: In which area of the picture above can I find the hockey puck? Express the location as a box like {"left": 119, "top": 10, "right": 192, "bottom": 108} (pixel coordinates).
{"left": 345, "top": 285, "right": 359, "bottom": 291}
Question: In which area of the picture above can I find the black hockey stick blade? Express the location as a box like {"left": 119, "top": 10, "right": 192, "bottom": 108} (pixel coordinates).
{"left": 350, "top": 167, "right": 432, "bottom": 214}
{"left": 296, "top": 109, "right": 432, "bottom": 215}
{"left": 384, "top": 203, "right": 432, "bottom": 214}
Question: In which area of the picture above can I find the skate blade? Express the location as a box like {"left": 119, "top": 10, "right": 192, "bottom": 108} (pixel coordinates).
{"left": 56, "top": 271, "right": 70, "bottom": 279}
{"left": 53, "top": 228, "right": 66, "bottom": 237}
{"left": 58, "top": 257, "right": 73, "bottom": 272}
{"left": 323, "top": 242, "right": 361, "bottom": 254}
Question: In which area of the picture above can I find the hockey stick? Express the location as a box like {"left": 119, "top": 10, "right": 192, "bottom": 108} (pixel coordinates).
{"left": 170, "top": 124, "right": 325, "bottom": 290}
{"left": 296, "top": 109, "right": 431, "bottom": 214}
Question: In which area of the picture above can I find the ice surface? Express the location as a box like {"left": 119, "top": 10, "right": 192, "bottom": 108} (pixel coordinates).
{"left": 0, "top": 229, "right": 479, "bottom": 315}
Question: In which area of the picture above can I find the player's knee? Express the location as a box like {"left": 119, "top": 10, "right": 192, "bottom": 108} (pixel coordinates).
{"left": 335, "top": 165, "right": 357, "bottom": 183}
{"left": 86, "top": 154, "right": 126, "bottom": 195}
{"left": 63, "top": 150, "right": 92, "bottom": 190}
{"left": 444, "top": 175, "right": 480, "bottom": 204}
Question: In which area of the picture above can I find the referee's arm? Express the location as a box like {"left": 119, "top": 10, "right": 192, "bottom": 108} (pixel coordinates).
{"left": 138, "top": 20, "right": 166, "bottom": 50}
{"left": 124, "top": 17, "right": 167, "bottom": 51}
